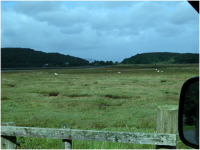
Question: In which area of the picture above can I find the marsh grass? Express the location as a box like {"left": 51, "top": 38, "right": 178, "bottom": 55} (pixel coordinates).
{"left": 1, "top": 64, "right": 199, "bottom": 149}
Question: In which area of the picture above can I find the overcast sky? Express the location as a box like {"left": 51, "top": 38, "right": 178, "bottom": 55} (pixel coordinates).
{"left": 1, "top": 1, "right": 199, "bottom": 62}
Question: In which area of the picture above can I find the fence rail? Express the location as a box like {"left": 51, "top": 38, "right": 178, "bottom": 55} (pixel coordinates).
{"left": 1, "top": 105, "right": 178, "bottom": 149}
{"left": 1, "top": 126, "right": 176, "bottom": 145}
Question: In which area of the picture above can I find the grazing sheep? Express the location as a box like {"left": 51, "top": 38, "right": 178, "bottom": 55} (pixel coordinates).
{"left": 155, "top": 69, "right": 157, "bottom": 70}
{"left": 157, "top": 70, "right": 160, "bottom": 72}
{"left": 118, "top": 72, "right": 121, "bottom": 73}
{"left": 55, "top": 73, "right": 58, "bottom": 75}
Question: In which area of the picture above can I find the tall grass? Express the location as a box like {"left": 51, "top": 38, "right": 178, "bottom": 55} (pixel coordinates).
{"left": 1, "top": 64, "right": 199, "bottom": 149}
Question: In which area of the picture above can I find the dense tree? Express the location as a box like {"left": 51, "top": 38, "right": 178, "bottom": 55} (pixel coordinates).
{"left": 89, "top": 60, "right": 113, "bottom": 66}
{"left": 3, "top": 48, "right": 198, "bottom": 68}
{"left": 1, "top": 47, "right": 115, "bottom": 68}
{"left": 174, "top": 53, "right": 199, "bottom": 64}
{"left": 114, "top": 61, "right": 119, "bottom": 65}
{"left": 1, "top": 47, "right": 89, "bottom": 68}
{"left": 121, "top": 52, "right": 199, "bottom": 64}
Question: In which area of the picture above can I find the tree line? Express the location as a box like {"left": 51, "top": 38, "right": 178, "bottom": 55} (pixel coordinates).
{"left": 2, "top": 48, "right": 199, "bottom": 68}
{"left": 1, "top": 48, "right": 116, "bottom": 68}
{"left": 2, "top": 47, "right": 90, "bottom": 68}
{"left": 121, "top": 52, "right": 199, "bottom": 64}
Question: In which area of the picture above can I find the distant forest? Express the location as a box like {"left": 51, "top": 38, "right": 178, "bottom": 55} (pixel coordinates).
{"left": 1, "top": 48, "right": 199, "bottom": 68}
{"left": 1, "top": 47, "right": 114, "bottom": 68}
{"left": 121, "top": 52, "right": 199, "bottom": 64}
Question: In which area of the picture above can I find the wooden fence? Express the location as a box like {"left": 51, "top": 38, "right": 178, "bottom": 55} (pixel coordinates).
{"left": 1, "top": 105, "right": 178, "bottom": 149}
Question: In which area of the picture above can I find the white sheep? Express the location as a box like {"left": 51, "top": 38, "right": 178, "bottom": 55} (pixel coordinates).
{"left": 157, "top": 70, "right": 160, "bottom": 72}
{"left": 55, "top": 73, "right": 58, "bottom": 75}
{"left": 155, "top": 69, "right": 157, "bottom": 70}
{"left": 118, "top": 72, "right": 121, "bottom": 73}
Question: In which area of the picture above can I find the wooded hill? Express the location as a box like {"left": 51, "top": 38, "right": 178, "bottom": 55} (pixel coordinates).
{"left": 121, "top": 52, "right": 199, "bottom": 64}
{"left": 1, "top": 47, "right": 89, "bottom": 68}
{"left": 1, "top": 48, "right": 199, "bottom": 68}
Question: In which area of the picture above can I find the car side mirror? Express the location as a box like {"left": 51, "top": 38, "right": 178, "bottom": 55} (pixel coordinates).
{"left": 178, "top": 76, "right": 199, "bottom": 149}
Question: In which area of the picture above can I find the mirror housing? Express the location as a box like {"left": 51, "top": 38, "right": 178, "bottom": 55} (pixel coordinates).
{"left": 178, "top": 76, "right": 199, "bottom": 149}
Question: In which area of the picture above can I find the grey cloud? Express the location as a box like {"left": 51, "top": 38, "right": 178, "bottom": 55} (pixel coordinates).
{"left": 90, "top": 9, "right": 132, "bottom": 32}
{"left": 13, "top": 1, "right": 63, "bottom": 15}
{"left": 167, "top": 1, "right": 199, "bottom": 25}
{"left": 13, "top": 1, "right": 90, "bottom": 28}
{"left": 90, "top": 15, "right": 111, "bottom": 31}
{"left": 2, "top": 29, "right": 17, "bottom": 37}
{"left": 96, "top": 30, "right": 102, "bottom": 37}
{"left": 155, "top": 23, "right": 183, "bottom": 37}
{"left": 105, "top": 28, "right": 140, "bottom": 37}
{"left": 90, "top": 1, "right": 169, "bottom": 34}
{"left": 42, "top": 30, "right": 50, "bottom": 36}
{"left": 60, "top": 25, "right": 84, "bottom": 34}
{"left": 86, "top": 1, "right": 141, "bottom": 10}
{"left": 104, "top": 1, "right": 138, "bottom": 9}
{"left": 94, "top": 1, "right": 137, "bottom": 9}
{"left": 127, "top": 2, "right": 168, "bottom": 28}
{"left": 118, "top": 28, "right": 139, "bottom": 36}
{"left": 34, "top": 7, "right": 90, "bottom": 27}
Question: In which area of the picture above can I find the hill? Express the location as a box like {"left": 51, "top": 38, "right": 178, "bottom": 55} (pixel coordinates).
{"left": 1, "top": 47, "right": 89, "bottom": 68}
{"left": 121, "top": 52, "right": 199, "bottom": 64}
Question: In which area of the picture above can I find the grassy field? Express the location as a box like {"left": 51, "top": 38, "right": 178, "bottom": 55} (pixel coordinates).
{"left": 1, "top": 64, "right": 199, "bottom": 149}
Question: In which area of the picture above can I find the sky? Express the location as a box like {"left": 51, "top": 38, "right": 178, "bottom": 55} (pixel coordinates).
{"left": 1, "top": 1, "right": 199, "bottom": 62}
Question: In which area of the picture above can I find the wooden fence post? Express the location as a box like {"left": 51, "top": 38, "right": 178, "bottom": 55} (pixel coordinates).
{"left": 156, "top": 105, "right": 178, "bottom": 149}
{"left": 1, "top": 122, "right": 19, "bottom": 149}
{"left": 62, "top": 123, "right": 72, "bottom": 149}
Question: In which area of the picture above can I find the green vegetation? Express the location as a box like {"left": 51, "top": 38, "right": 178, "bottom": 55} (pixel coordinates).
{"left": 1, "top": 47, "right": 114, "bottom": 68}
{"left": 2, "top": 48, "right": 199, "bottom": 69}
{"left": 1, "top": 47, "right": 89, "bottom": 67}
{"left": 183, "top": 125, "right": 195, "bottom": 131}
{"left": 90, "top": 60, "right": 114, "bottom": 66}
{"left": 1, "top": 64, "right": 199, "bottom": 149}
{"left": 121, "top": 52, "right": 199, "bottom": 64}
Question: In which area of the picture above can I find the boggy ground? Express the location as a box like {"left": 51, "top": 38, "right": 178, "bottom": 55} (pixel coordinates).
{"left": 1, "top": 64, "right": 199, "bottom": 149}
